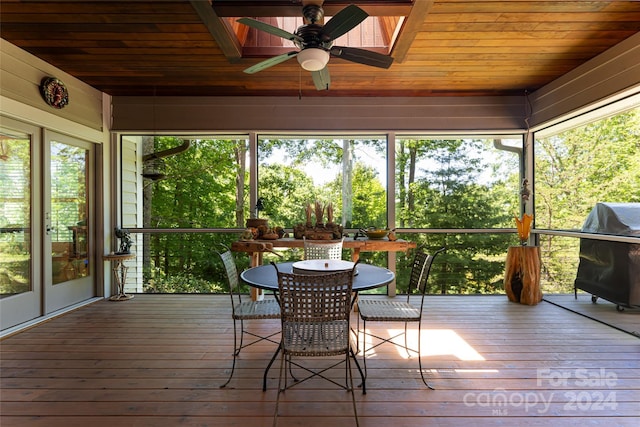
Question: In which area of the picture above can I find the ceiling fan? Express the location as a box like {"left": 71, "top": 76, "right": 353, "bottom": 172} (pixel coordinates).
{"left": 237, "top": 3, "right": 394, "bottom": 90}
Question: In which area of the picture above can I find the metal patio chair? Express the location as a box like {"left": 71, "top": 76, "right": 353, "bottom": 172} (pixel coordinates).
{"left": 218, "top": 246, "right": 280, "bottom": 388}
{"left": 303, "top": 236, "right": 345, "bottom": 260}
{"left": 272, "top": 262, "right": 364, "bottom": 427}
{"left": 357, "top": 247, "right": 445, "bottom": 390}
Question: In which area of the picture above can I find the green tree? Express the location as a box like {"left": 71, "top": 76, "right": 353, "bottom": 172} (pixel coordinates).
{"left": 325, "top": 162, "right": 386, "bottom": 228}
{"left": 399, "top": 139, "right": 516, "bottom": 294}
{"left": 145, "top": 137, "right": 248, "bottom": 284}
{"left": 396, "top": 139, "right": 436, "bottom": 228}
{"left": 257, "top": 164, "right": 318, "bottom": 227}
{"left": 535, "top": 108, "right": 640, "bottom": 292}
{"left": 258, "top": 137, "right": 386, "bottom": 227}
{"left": 536, "top": 110, "right": 640, "bottom": 230}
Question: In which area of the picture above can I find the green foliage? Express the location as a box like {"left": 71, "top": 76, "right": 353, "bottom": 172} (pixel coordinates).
{"left": 395, "top": 139, "right": 518, "bottom": 294}
{"left": 258, "top": 138, "right": 387, "bottom": 228}
{"left": 143, "top": 109, "right": 638, "bottom": 296}
{"left": 0, "top": 250, "right": 30, "bottom": 295}
{"left": 258, "top": 164, "right": 317, "bottom": 227}
{"left": 535, "top": 108, "right": 640, "bottom": 292}
{"left": 146, "top": 136, "right": 523, "bottom": 294}
{"left": 144, "top": 272, "right": 225, "bottom": 293}
{"left": 325, "top": 162, "right": 387, "bottom": 228}
{"left": 143, "top": 138, "right": 250, "bottom": 291}
{"left": 148, "top": 137, "right": 245, "bottom": 229}
{"left": 535, "top": 110, "right": 640, "bottom": 230}
{"left": 142, "top": 232, "right": 245, "bottom": 292}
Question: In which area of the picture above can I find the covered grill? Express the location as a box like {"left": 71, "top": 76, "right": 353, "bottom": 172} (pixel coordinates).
{"left": 574, "top": 203, "right": 640, "bottom": 311}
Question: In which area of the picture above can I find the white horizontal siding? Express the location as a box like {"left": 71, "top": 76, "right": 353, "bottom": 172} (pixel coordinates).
{"left": 0, "top": 39, "right": 103, "bottom": 131}
{"left": 120, "top": 139, "right": 143, "bottom": 293}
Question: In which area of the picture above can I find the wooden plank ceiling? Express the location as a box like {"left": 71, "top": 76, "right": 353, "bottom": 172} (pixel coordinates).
{"left": 1, "top": 0, "right": 640, "bottom": 97}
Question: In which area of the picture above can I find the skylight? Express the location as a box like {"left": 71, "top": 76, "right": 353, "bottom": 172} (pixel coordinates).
{"left": 227, "top": 16, "right": 401, "bottom": 57}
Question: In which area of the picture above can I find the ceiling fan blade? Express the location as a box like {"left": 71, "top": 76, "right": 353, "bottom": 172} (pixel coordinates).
{"left": 320, "top": 4, "right": 368, "bottom": 42}
{"left": 237, "top": 18, "right": 303, "bottom": 43}
{"left": 243, "top": 51, "right": 298, "bottom": 74}
{"left": 330, "top": 46, "right": 394, "bottom": 69}
{"left": 311, "top": 67, "right": 331, "bottom": 91}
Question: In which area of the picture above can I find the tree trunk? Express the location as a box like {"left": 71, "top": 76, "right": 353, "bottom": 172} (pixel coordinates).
{"left": 408, "top": 145, "right": 417, "bottom": 219}
{"left": 398, "top": 140, "right": 406, "bottom": 228}
{"left": 234, "top": 141, "right": 246, "bottom": 228}
{"left": 341, "top": 139, "right": 353, "bottom": 227}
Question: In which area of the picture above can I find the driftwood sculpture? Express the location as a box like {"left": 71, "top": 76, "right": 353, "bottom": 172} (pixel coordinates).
{"left": 504, "top": 245, "right": 542, "bottom": 305}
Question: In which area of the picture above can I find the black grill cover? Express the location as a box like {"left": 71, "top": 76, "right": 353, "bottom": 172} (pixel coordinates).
{"left": 575, "top": 203, "right": 640, "bottom": 308}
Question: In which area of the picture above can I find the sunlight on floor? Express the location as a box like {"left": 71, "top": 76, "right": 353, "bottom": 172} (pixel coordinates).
{"left": 360, "top": 328, "right": 485, "bottom": 361}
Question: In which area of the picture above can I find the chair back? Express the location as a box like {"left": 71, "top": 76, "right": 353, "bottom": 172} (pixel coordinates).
{"left": 218, "top": 246, "right": 243, "bottom": 312}
{"left": 407, "top": 247, "right": 445, "bottom": 307}
{"left": 274, "top": 264, "right": 356, "bottom": 355}
{"left": 303, "top": 236, "right": 344, "bottom": 260}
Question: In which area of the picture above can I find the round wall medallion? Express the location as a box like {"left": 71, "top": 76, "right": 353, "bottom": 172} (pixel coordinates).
{"left": 40, "top": 77, "right": 69, "bottom": 109}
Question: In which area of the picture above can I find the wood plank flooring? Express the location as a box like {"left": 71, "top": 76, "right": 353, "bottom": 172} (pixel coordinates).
{"left": 1, "top": 295, "right": 638, "bottom": 427}
{"left": 544, "top": 292, "right": 640, "bottom": 337}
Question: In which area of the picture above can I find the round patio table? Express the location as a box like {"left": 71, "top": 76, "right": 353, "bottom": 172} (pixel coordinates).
{"left": 240, "top": 260, "right": 395, "bottom": 392}
{"left": 240, "top": 261, "right": 395, "bottom": 292}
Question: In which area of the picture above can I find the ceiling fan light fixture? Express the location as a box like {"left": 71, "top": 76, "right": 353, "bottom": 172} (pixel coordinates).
{"left": 297, "top": 48, "right": 329, "bottom": 71}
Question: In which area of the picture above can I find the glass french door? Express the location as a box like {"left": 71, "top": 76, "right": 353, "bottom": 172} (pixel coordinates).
{"left": 0, "top": 119, "right": 40, "bottom": 329}
{"left": 43, "top": 131, "right": 95, "bottom": 314}
{"left": 0, "top": 118, "right": 96, "bottom": 331}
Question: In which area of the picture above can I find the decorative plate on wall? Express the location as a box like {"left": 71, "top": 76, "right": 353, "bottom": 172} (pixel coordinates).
{"left": 40, "top": 77, "right": 69, "bottom": 109}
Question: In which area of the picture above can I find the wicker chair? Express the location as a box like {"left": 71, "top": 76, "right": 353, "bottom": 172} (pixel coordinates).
{"left": 357, "top": 247, "right": 445, "bottom": 390}
{"left": 303, "top": 236, "right": 344, "bottom": 260}
{"left": 218, "top": 247, "right": 280, "bottom": 389}
{"left": 272, "top": 263, "right": 364, "bottom": 427}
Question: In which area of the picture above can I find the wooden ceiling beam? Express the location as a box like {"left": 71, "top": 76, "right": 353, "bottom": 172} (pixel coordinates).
{"left": 390, "top": 0, "right": 433, "bottom": 64}
{"left": 190, "top": 0, "right": 242, "bottom": 63}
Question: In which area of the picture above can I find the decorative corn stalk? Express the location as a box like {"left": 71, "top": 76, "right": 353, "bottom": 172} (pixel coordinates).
{"left": 326, "top": 202, "right": 334, "bottom": 224}
{"left": 515, "top": 213, "right": 534, "bottom": 245}
{"left": 314, "top": 200, "right": 324, "bottom": 226}
{"left": 305, "top": 203, "right": 312, "bottom": 227}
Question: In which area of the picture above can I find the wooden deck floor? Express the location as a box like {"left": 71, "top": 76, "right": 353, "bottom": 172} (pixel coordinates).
{"left": 1, "top": 295, "right": 638, "bottom": 427}
{"left": 544, "top": 292, "right": 640, "bottom": 337}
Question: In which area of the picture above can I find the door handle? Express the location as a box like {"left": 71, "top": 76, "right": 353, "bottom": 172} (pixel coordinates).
{"left": 45, "top": 212, "right": 54, "bottom": 235}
